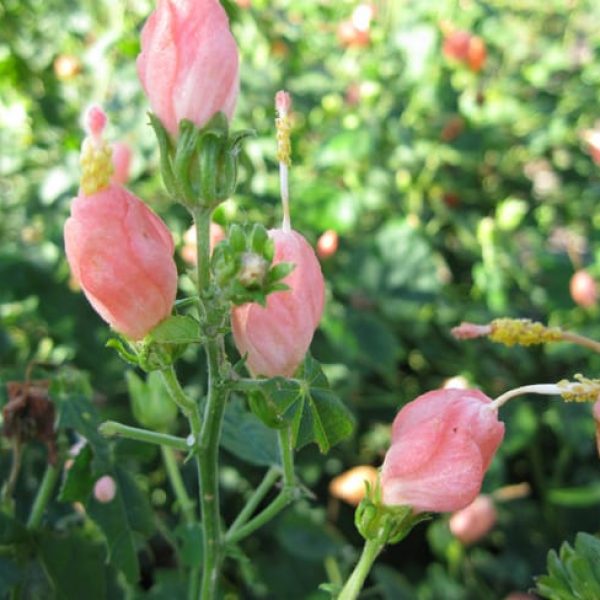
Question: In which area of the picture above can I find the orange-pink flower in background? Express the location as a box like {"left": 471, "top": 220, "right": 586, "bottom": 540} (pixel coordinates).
{"left": 449, "top": 494, "right": 497, "bottom": 544}
{"left": 231, "top": 229, "right": 325, "bottom": 377}
{"left": 570, "top": 269, "right": 597, "bottom": 308}
{"left": 380, "top": 389, "right": 504, "bottom": 513}
{"left": 137, "top": 0, "right": 239, "bottom": 135}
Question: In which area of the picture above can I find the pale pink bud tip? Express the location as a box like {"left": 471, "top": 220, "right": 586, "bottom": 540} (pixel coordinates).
{"left": 275, "top": 90, "right": 292, "bottom": 116}
{"left": 380, "top": 389, "right": 504, "bottom": 513}
{"left": 111, "top": 142, "right": 132, "bottom": 185}
{"left": 451, "top": 322, "right": 492, "bottom": 340}
{"left": 86, "top": 105, "right": 108, "bottom": 138}
{"left": 94, "top": 475, "right": 116, "bottom": 503}
{"left": 570, "top": 270, "right": 598, "bottom": 308}
{"left": 449, "top": 494, "right": 497, "bottom": 544}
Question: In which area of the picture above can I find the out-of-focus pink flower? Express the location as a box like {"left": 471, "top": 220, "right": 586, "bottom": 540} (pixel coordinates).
{"left": 65, "top": 184, "right": 177, "bottom": 340}
{"left": 582, "top": 129, "right": 600, "bottom": 165}
{"left": 442, "top": 29, "right": 486, "bottom": 72}
{"left": 380, "top": 389, "right": 504, "bottom": 513}
{"left": 451, "top": 322, "right": 492, "bottom": 340}
{"left": 231, "top": 229, "right": 325, "bottom": 378}
{"left": 94, "top": 475, "right": 117, "bottom": 503}
{"left": 111, "top": 142, "right": 132, "bottom": 185}
{"left": 316, "top": 229, "right": 339, "bottom": 259}
{"left": 337, "top": 20, "right": 370, "bottom": 49}
{"left": 181, "top": 223, "right": 226, "bottom": 265}
{"left": 329, "top": 465, "right": 378, "bottom": 506}
{"left": 503, "top": 594, "right": 537, "bottom": 600}
{"left": 449, "top": 494, "right": 497, "bottom": 544}
{"left": 570, "top": 269, "right": 597, "bottom": 308}
{"left": 137, "top": 0, "right": 239, "bottom": 135}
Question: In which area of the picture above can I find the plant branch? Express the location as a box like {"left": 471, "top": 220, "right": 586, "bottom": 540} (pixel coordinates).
{"left": 27, "top": 462, "right": 61, "bottom": 529}
{"left": 99, "top": 421, "right": 190, "bottom": 452}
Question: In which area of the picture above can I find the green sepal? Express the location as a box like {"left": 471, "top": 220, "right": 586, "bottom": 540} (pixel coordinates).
{"left": 355, "top": 482, "right": 430, "bottom": 545}
{"left": 106, "top": 315, "right": 202, "bottom": 372}
{"left": 126, "top": 370, "right": 178, "bottom": 432}
{"left": 148, "top": 110, "right": 252, "bottom": 209}
{"left": 211, "top": 222, "right": 295, "bottom": 306}
{"left": 148, "top": 113, "right": 177, "bottom": 197}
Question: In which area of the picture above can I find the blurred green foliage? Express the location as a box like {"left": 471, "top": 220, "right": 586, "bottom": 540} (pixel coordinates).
{"left": 2, "top": 0, "right": 600, "bottom": 597}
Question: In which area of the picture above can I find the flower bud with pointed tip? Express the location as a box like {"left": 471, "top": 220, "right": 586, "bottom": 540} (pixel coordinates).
{"left": 231, "top": 229, "right": 325, "bottom": 378}
{"left": 137, "top": 0, "right": 239, "bottom": 136}
{"left": 381, "top": 389, "right": 504, "bottom": 513}
{"left": 570, "top": 269, "right": 597, "bottom": 308}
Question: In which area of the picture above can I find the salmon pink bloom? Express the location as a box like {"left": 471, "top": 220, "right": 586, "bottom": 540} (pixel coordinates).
{"left": 231, "top": 229, "right": 325, "bottom": 377}
{"left": 449, "top": 494, "right": 497, "bottom": 544}
{"left": 316, "top": 229, "right": 339, "bottom": 259}
{"left": 381, "top": 389, "right": 504, "bottom": 513}
{"left": 65, "top": 106, "right": 177, "bottom": 341}
{"left": 137, "top": 0, "right": 239, "bottom": 135}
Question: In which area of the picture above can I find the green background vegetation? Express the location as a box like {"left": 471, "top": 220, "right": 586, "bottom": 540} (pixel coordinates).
{"left": 2, "top": 0, "right": 600, "bottom": 597}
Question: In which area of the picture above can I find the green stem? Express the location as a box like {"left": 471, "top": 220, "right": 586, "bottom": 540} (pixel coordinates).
{"left": 226, "top": 467, "right": 281, "bottom": 537}
{"left": 337, "top": 538, "right": 385, "bottom": 600}
{"left": 194, "top": 207, "right": 212, "bottom": 304}
{"left": 160, "top": 367, "right": 202, "bottom": 436}
{"left": 99, "top": 421, "right": 189, "bottom": 452}
{"left": 225, "top": 427, "right": 295, "bottom": 545}
{"left": 198, "top": 340, "right": 228, "bottom": 599}
{"left": 161, "top": 446, "right": 196, "bottom": 525}
{"left": 27, "top": 463, "right": 61, "bottom": 529}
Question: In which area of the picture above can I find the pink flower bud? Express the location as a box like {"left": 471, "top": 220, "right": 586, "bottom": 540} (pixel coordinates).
{"left": 137, "top": 0, "right": 239, "bottom": 135}
{"left": 316, "top": 230, "right": 339, "bottom": 259}
{"left": 111, "top": 142, "right": 132, "bottom": 185}
{"left": 380, "top": 389, "right": 504, "bottom": 513}
{"left": 448, "top": 494, "right": 497, "bottom": 544}
{"left": 570, "top": 269, "right": 598, "bottom": 308}
{"left": 64, "top": 184, "right": 177, "bottom": 340}
{"left": 94, "top": 475, "right": 116, "bottom": 503}
{"left": 231, "top": 229, "right": 325, "bottom": 378}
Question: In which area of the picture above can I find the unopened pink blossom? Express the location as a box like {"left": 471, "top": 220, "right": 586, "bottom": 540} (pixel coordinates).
{"left": 583, "top": 129, "right": 600, "bottom": 165}
{"left": 275, "top": 90, "right": 292, "bottom": 116}
{"left": 111, "top": 142, "right": 132, "bottom": 185}
{"left": 94, "top": 475, "right": 116, "bottom": 503}
{"left": 449, "top": 494, "right": 497, "bottom": 544}
{"left": 570, "top": 269, "right": 597, "bottom": 308}
{"left": 86, "top": 105, "right": 107, "bottom": 139}
{"left": 316, "top": 230, "right": 339, "bottom": 259}
{"left": 137, "top": 0, "right": 239, "bottom": 135}
{"left": 231, "top": 229, "right": 325, "bottom": 378}
{"left": 64, "top": 184, "right": 177, "bottom": 340}
{"left": 380, "top": 389, "right": 504, "bottom": 513}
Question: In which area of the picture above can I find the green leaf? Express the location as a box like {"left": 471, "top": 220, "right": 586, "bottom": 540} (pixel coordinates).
{"left": 87, "top": 466, "right": 155, "bottom": 584}
{"left": 58, "top": 444, "right": 95, "bottom": 502}
{"left": 294, "top": 356, "right": 355, "bottom": 453}
{"left": 38, "top": 530, "right": 107, "bottom": 600}
{"left": 548, "top": 483, "right": 600, "bottom": 507}
{"left": 221, "top": 396, "right": 280, "bottom": 467}
{"left": 175, "top": 523, "right": 203, "bottom": 567}
{"left": 149, "top": 315, "right": 202, "bottom": 345}
{"left": 0, "top": 511, "right": 29, "bottom": 545}
{"left": 536, "top": 533, "right": 600, "bottom": 600}
{"left": 56, "top": 394, "right": 111, "bottom": 472}
{"left": 126, "top": 370, "right": 178, "bottom": 432}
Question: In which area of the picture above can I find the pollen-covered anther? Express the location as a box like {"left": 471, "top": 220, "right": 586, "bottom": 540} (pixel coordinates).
{"left": 79, "top": 109, "right": 114, "bottom": 195}
{"left": 557, "top": 374, "right": 600, "bottom": 403}
{"left": 489, "top": 318, "right": 562, "bottom": 346}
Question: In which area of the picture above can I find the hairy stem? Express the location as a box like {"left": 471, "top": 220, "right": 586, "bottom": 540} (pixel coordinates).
{"left": 225, "top": 427, "right": 295, "bottom": 545}
{"left": 337, "top": 538, "right": 385, "bottom": 600}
